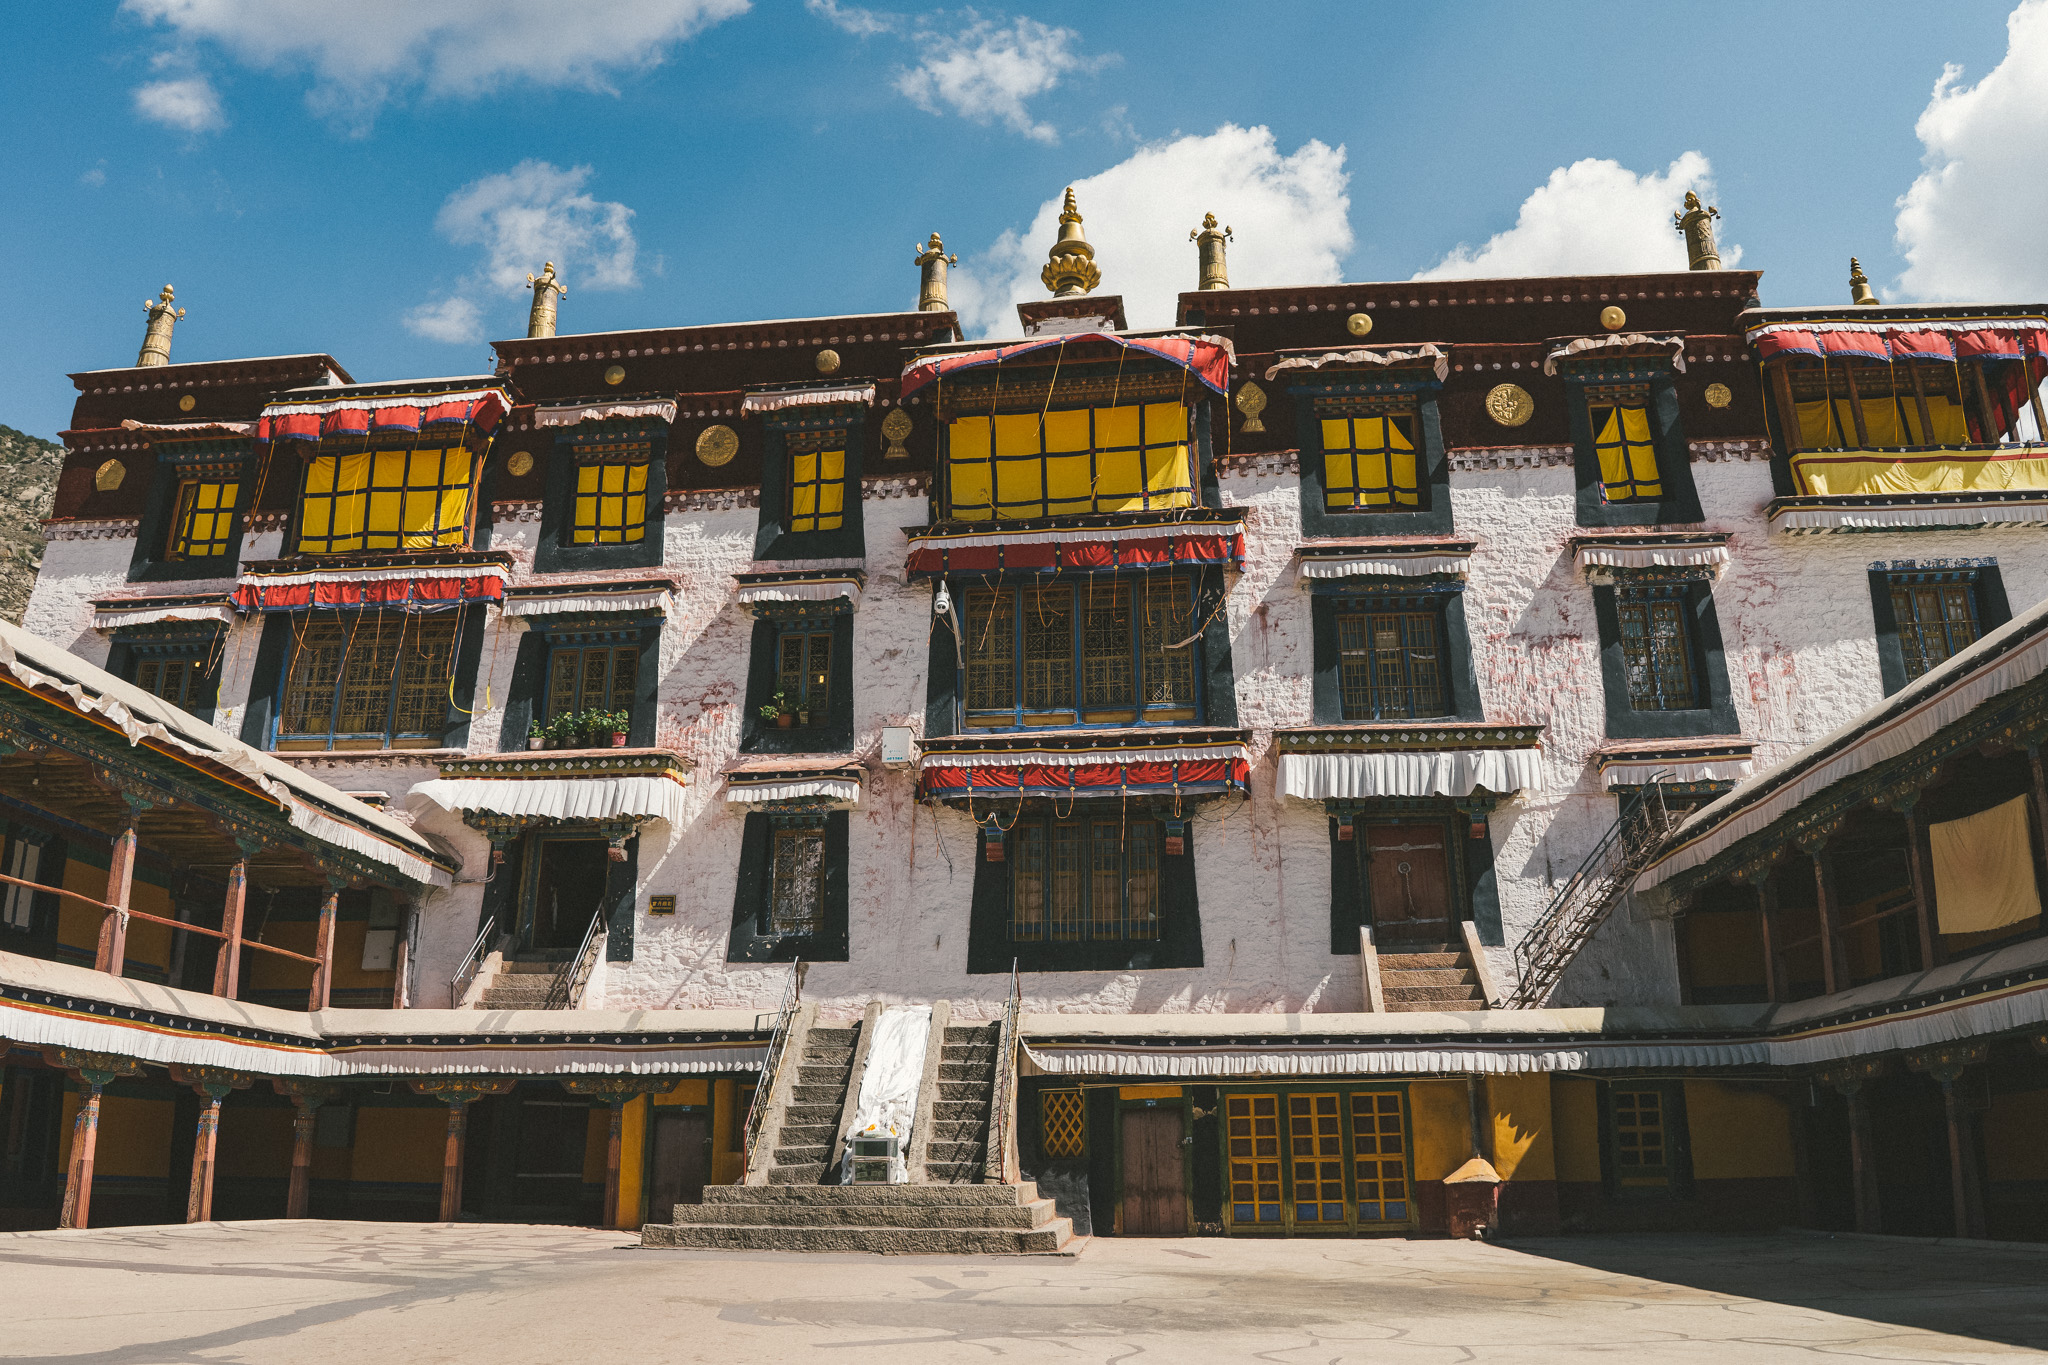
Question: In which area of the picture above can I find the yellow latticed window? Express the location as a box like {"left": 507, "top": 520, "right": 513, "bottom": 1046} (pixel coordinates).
{"left": 166, "top": 478, "right": 239, "bottom": 560}
{"left": 1610, "top": 1086, "right": 1671, "bottom": 1186}
{"left": 297, "top": 447, "right": 474, "bottom": 554}
{"left": 1226, "top": 1094, "right": 1283, "bottom": 1225}
{"left": 1587, "top": 389, "right": 1662, "bottom": 502}
{"left": 276, "top": 613, "right": 457, "bottom": 750}
{"left": 1040, "top": 1090, "right": 1086, "bottom": 1158}
{"left": 789, "top": 445, "right": 846, "bottom": 533}
{"left": 1350, "top": 1090, "right": 1409, "bottom": 1224}
{"left": 1321, "top": 410, "right": 1420, "bottom": 511}
{"left": 1289, "top": 1093, "right": 1346, "bottom": 1224}
{"left": 571, "top": 446, "right": 649, "bottom": 544}
{"left": 946, "top": 402, "right": 1194, "bottom": 521}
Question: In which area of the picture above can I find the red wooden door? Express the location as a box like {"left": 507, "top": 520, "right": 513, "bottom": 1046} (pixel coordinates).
{"left": 1364, "top": 822, "right": 1453, "bottom": 943}
{"left": 1120, "top": 1108, "right": 1188, "bottom": 1235}
{"left": 646, "top": 1111, "right": 711, "bottom": 1222}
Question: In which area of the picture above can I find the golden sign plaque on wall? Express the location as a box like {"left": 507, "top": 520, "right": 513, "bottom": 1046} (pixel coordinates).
{"left": 696, "top": 424, "right": 739, "bottom": 467}
{"left": 1704, "top": 382, "right": 1733, "bottom": 409}
{"left": 603, "top": 364, "right": 626, "bottom": 386}
{"left": 1346, "top": 312, "right": 1373, "bottom": 337}
{"left": 1484, "top": 383, "right": 1534, "bottom": 427}
{"left": 94, "top": 459, "right": 125, "bottom": 491}
{"left": 178, "top": 394, "right": 196, "bottom": 412}
{"left": 506, "top": 450, "right": 535, "bottom": 477}
{"left": 1599, "top": 305, "right": 1627, "bottom": 331}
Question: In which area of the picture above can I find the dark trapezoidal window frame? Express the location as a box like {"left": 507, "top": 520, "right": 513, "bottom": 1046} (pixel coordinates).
{"left": 272, "top": 611, "right": 460, "bottom": 751}
{"left": 961, "top": 573, "right": 1201, "bottom": 731}
{"left": 535, "top": 421, "right": 670, "bottom": 573}
{"left": 128, "top": 441, "right": 253, "bottom": 584}
{"left": 1867, "top": 560, "right": 2013, "bottom": 696}
{"left": 727, "top": 810, "right": 849, "bottom": 962}
{"left": 1308, "top": 582, "right": 1480, "bottom": 725}
{"left": 1591, "top": 573, "right": 1737, "bottom": 741}
{"left": 1563, "top": 369, "right": 1703, "bottom": 528}
{"left": 1293, "top": 379, "right": 1450, "bottom": 538}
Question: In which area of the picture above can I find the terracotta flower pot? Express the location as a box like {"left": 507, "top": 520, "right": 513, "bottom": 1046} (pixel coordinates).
{"left": 775, "top": 712, "right": 795, "bottom": 729}
{"left": 610, "top": 732, "right": 627, "bottom": 747}
{"left": 528, "top": 738, "right": 543, "bottom": 750}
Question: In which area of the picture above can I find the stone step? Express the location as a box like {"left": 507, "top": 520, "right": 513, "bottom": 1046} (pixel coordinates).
{"left": 933, "top": 1107, "right": 986, "bottom": 1126}
{"left": 791, "top": 1084, "right": 846, "bottom": 1104}
{"left": 925, "top": 1118, "right": 986, "bottom": 1141}
{"left": 926, "top": 1140, "right": 986, "bottom": 1163}
{"left": 704, "top": 1182, "right": 1038, "bottom": 1206}
{"left": 782, "top": 1104, "right": 842, "bottom": 1126}
{"left": 773, "top": 1148, "right": 831, "bottom": 1167}
{"left": 1378, "top": 952, "right": 1465, "bottom": 969}
{"left": 808, "top": 1028, "right": 859, "bottom": 1046}
{"left": 1379, "top": 967, "right": 1477, "bottom": 987}
{"left": 802, "top": 1042, "right": 854, "bottom": 1060}
{"left": 766, "top": 1163, "right": 831, "bottom": 1184}
{"left": 643, "top": 1222, "right": 1070, "bottom": 1254}
{"left": 1384, "top": 997, "right": 1490, "bottom": 1012}
{"left": 667, "top": 1199, "right": 1054, "bottom": 1230}
{"left": 944, "top": 1026, "right": 998, "bottom": 1042}
{"left": 939, "top": 1081, "right": 991, "bottom": 1102}
{"left": 796, "top": 1064, "right": 853, "bottom": 1085}
{"left": 778, "top": 1121, "right": 839, "bottom": 1142}
{"left": 1383, "top": 982, "right": 1487, "bottom": 1002}
{"left": 499, "top": 958, "right": 571, "bottom": 974}
{"left": 924, "top": 1162, "right": 987, "bottom": 1184}
{"left": 938, "top": 1062, "right": 993, "bottom": 1081}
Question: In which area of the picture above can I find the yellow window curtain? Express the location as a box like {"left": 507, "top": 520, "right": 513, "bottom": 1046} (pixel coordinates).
{"left": 1321, "top": 413, "right": 1419, "bottom": 511}
{"left": 1931, "top": 794, "right": 2043, "bottom": 935}
{"left": 945, "top": 401, "right": 1193, "bottom": 521}
{"left": 1790, "top": 449, "right": 2048, "bottom": 497}
{"left": 572, "top": 459, "right": 649, "bottom": 544}
{"left": 297, "top": 447, "right": 472, "bottom": 554}
{"left": 1592, "top": 405, "right": 1662, "bottom": 501}
{"left": 169, "top": 479, "right": 239, "bottom": 559}
{"left": 789, "top": 447, "right": 845, "bottom": 533}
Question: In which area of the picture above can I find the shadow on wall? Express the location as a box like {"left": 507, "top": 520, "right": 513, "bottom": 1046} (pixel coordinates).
{"left": 1028, "top": 1164, "right": 1092, "bottom": 1237}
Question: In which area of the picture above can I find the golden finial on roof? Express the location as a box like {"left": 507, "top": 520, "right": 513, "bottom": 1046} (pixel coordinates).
{"left": 526, "top": 262, "right": 567, "bottom": 338}
{"left": 1040, "top": 187, "right": 1101, "bottom": 298}
{"left": 1672, "top": 191, "right": 1722, "bottom": 272}
{"left": 1190, "top": 212, "right": 1233, "bottom": 291}
{"left": 915, "top": 232, "right": 958, "bottom": 313}
{"left": 136, "top": 285, "right": 184, "bottom": 368}
{"left": 1849, "top": 256, "right": 1881, "bottom": 306}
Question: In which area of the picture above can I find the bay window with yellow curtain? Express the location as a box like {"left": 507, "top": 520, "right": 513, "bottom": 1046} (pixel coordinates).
{"left": 296, "top": 445, "right": 476, "bottom": 555}
{"left": 1585, "top": 384, "right": 1663, "bottom": 504}
{"left": 1321, "top": 406, "right": 1421, "bottom": 512}
{"left": 944, "top": 400, "right": 1195, "bottom": 521}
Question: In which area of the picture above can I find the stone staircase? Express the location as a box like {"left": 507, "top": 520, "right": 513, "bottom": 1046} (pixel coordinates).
{"left": 643, "top": 1182, "right": 1072, "bottom": 1254}
{"left": 767, "top": 1023, "right": 860, "bottom": 1185}
{"left": 470, "top": 956, "right": 571, "bottom": 1010}
{"left": 1377, "top": 942, "right": 1489, "bottom": 1011}
{"left": 927, "top": 1022, "right": 998, "bottom": 1182}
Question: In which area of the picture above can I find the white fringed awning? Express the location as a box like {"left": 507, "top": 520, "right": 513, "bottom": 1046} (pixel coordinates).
{"left": 532, "top": 399, "right": 678, "bottom": 428}
{"left": 1298, "top": 554, "right": 1470, "bottom": 580}
{"left": 91, "top": 602, "right": 234, "bottom": 631}
{"left": 1769, "top": 498, "right": 2048, "bottom": 534}
{"left": 934, "top": 739, "right": 1252, "bottom": 769}
{"left": 1024, "top": 1038, "right": 1769, "bottom": 1077}
{"left": 1601, "top": 758, "right": 1753, "bottom": 789}
{"left": 1265, "top": 345, "right": 1450, "bottom": 383}
{"left": 1542, "top": 333, "right": 1688, "bottom": 376}
{"left": 1574, "top": 542, "right": 1729, "bottom": 573}
{"left": 410, "top": 775, "right": 687, "bottom": 826}
{"left": 1279, "top": 748, "right": 1545, "bottom": 800}
{"left": 725, "top": 775, "right": 862, "bottom": 805}
{"left": 740, "top": 385, "right": 877, "bottom": 414}
{"left": 733, "top": 576, "right": 863, "bottom": 609}
{"left": 502, "top": 588, "right": 674, "bottom": 618}
{"left": 119, "top": 419, "right": 255, "bottom": 436}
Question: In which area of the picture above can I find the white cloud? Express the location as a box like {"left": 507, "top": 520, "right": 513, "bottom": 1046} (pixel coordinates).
{"left": 894, "top": 13, "right": 1104, "bottom": 142}
{"left": 132, "top": 76, "right": 226, "bottom": 133}
{"left": 807, "top": 0, "right": 895, "bottom": 36}
{"left": 405, "top": 160, "right": 638, "bottom": 345}
{"left": 1414, "top": 152, "right": 1738, "bottom": 280}
{"left": 1895, "top": 0, "right": 2048, "bottom": 301}
{"left": 121, "top": 0, "right": 749, "bottom": 129}
{"left": 947, "top": 124, "right": 1351, "bottom": 337}
{"left": 80, "top": 161, "right": 108, "bottom": 188}
{"left": 404, "top": 296, "right": 485, "bottom": 345}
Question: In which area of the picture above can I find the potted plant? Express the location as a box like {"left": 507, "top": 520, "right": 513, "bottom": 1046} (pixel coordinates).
{"left": 760, "top": 692, "right": 796, "bottom": 729}
{"left": 605, "top": 709, "right": 629, "bottom": 747}
{"left": 527, "top": 719, "right": 544, "bottom": 751}
{"left": 548, "top": 714, "right": 577, "bottom": 750}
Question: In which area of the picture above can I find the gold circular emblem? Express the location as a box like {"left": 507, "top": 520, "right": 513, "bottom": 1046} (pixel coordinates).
{"left": 1346, "top": 312, "right": 1373, "bottom": 337}
{"left": 603, "top": 364, "right": 626, "bottom": 386}
{"left": 1484, "top": 383, "right": 1534, "bottom": 427}
{"left": 880, "top": 407, "right": 914, "bottom": 459}
{"left": 816, "top": 348, "right": 842, "bottom": 375}
{"left": 1599, "top": 305, "right": 1627, "bottom": 331}
{"left": 506, "top": 450, "right": 534, "bottom": 477}
{"left": 94, "top": 459, "right": 126, "bottom": 492}
{"left": 696, "top": 424, "right": 739, "bottom": 467}
{"left": 178, "top": 394, "right": 196, "bottom": 412}
{"left": 1234, "top": 382, "right": 1268, "bottom": 433}
{"left": 1704, "top": 382, "right": 1733, "bottom": 409}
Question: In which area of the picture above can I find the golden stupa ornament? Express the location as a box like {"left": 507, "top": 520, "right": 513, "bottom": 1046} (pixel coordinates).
{"left": 1849, "top": 256, "right": 1881, "bottom": 306}
{"left": 137, "top": 285, "right": 184, "bottom": 368}
{"left": 526, "top": 262, "right": 567, "bottom": 339}
{"left": 881, "top": 407, "right": 914, "bottom": 459}
{"left": 1235, "top": 382, "right": 1267, "bottom": 432}
{"left": 1040, "top": 187, "right": 1101, "bottom": 298}
{"left": 915, "top": 233, "right": 958, "bottom": 312}
{"left": 1190, "top": 213, "right": 1232, "bottom": 291}
{"left": 1672, "top": 192, "right": 1722, "bottom": 272}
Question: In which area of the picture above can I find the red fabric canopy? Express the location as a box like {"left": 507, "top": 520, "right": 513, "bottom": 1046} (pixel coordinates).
{"left": 900, "top": 333, "right": 1232, "bottom": 400}
{"left": 256, "top": 387, "right": 511, "bottom": 447}
{"left": 1818, "top": 331, "right": 1889, "bottom": 364}
{"left": 906, "top": 529, "right": 1243, "bottom": 578}
{"left": 232, "top": 573, "right": 505, "bottom": 614}
{"left": 919, "top": 757, "right": 1249, "bottom": 800}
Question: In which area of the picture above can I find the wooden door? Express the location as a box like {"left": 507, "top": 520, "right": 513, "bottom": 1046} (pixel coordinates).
{"left": 646, "top": 1112, "right": 711, "bottom": 1223}
{"left": 1364, "top": 822, "right": 1453, "bottom": 943}
{"left": 1120, "top": 1108, "right": 1187, "bottom": 1236}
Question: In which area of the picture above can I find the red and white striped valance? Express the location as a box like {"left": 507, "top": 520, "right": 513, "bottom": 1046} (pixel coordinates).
{"left": 906, "top": 523, "right": 1244, "bottom": 577}
{"left": 92, "top": 601, "right": 234, "bottom": 631}
{"left": 257, "top": 386, "right": 511, "bottom": 446}
{"left": 920, "top": 757, "right": 1249, "bottom": 800}
{"left": 532, "top": 399, "right": 678, "bottom": 427}
{"left": 233, "top": 564, "right": 506, "bottom": 614}
{"left": 740, "top": 385, "right": 877, "bottom": 414}
{"left": 1747, "top": 317, "right": 2048, "bottom": 366}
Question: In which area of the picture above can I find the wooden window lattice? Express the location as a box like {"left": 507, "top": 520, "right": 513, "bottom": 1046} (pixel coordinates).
{"left": 788, "top": 440, "right": 846, "bottom": 534}
{"left": 546, "top": 644, "right": 640, "bottom": 721}
{"left": 1611, "top": 1087, "right": 1670, "bottom": 1186}
{"left": 965, "top": 576, "right": 1198, "bottom": 726}
{"left": 1010, "top": 816, "right": 1161, "bottom": 944}
{"left": 776, "top": 630, "right": 833, "bottom": 715}
{"left": 134, "top": 657, "right": 197, "bottom": 709}
{"left": 768, "top": 825, "right": 827, "bottom": 936}
{"left": 167, "top": 479, "right": 239, "bottom": 560}
{"left": 1889, "top": 576, "right": 1983, "bottom": 681}
{"left": 1617, "top": 586, "right": 1699, "bottom": 711}
{"left": 297, "top": 447, "right": 474, "bottom": 555}
{"left": 1351, "top": 1091, "right": 1410, "bottom": 1223}
{"left": 278, "top": 614, "right": 456, "bottom": 748}
{"left": 1586, "top": 388, "right": 1662, "bottom": 503}
{"left": 1321, "top": 410, "right": 1421, "bottom": 511}
{"left": 1226, "top": 1094, "right": 1283, "bottom": 1224}
{"left": 571, "top": 442, "right": 650, "bottom": 545}
{"left": 1289, "top": 1093, "right": 1346, "bottom": 1223}
{"left": 1040, "top": 1089, "right": 1086, "bottom": 1158}
{"left": 1336, "top": 604, "right": 1447, "bottom": 721}
{"left": 946, "top": 401, "right": 1194, "bottom": 521}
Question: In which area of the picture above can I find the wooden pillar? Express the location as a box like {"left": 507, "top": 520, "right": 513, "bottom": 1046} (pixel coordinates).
{"left": 271, "top": 1079, "right": 342, "bottom": 1220}
{"left": 94, "top": 812, "right": 139, "bottom": 977}
{"left": 185, "top": 1093, "right": 224, "bottom": 1223}
{"left": 1842, "top": 365, "right": 1872, "bottom": 447}
{"left": 1823, "top": 1062, "right": 1885, "bottom": 1236}
{"left": 1770, "top": 365, "right": 1803, "bottom": 454}
{"left": 438, "top": 1100, "right": 470, "bottom": 1222}
{"left": 1908, "top": 361, "right": 1936, "bottom": 444}
{"left": 389, "top": 904, "right": 412, "bottom": 1010}
{"left": 1909, "top": 1046, "right": 1989, "bottom": 1240}
{"left": 1755, "top": 880, "right": 1783, "bottom": 1003}
{"left": 213, "top": 860, "right": 246, "bottom": 1000}
{"left": 58, "top": 1081, "right": 104, "bottom": 1230}
{"left": 604, "top": 1099, "right": 626, "bottom": 1231}
{"left": 1897, "top": 799, "right": 1941, "bottom": 971}
{"left": 1810, "top": 846, "right": 1849, "bottom": 995}
{"left": 308, "top": 882, "right": 341, "bottom": 1013}
{"left": 1971, "top": 360, "right": 2002, "bottom": 442}
{"left": 2028, "top": 745, "right": 2048, "bottom": 921}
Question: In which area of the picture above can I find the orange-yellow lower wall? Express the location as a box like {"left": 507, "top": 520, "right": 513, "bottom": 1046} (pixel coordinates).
{"left": 352, "top": 1107, "right": 446, "bottom": 1185}
{"left": 1685, "top": 1080, "right": 1796, "bottom": 1180}
{"left": 1488, "top": 1074, "right": 1555, "bottom": 1181}
{"left": 1985, "top": 1088, "right": 2048, "bottom": 1183}
{"left": 1407, "top": 1080, "right": 1469, "bottom": 1182}
{"left": 616, "top": 1079, "right": 721, "bottom": 1229}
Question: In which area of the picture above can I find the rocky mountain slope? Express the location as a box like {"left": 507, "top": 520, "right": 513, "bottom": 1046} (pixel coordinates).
{"left": 0, "top": 425, "right": 63, "bottom": 624}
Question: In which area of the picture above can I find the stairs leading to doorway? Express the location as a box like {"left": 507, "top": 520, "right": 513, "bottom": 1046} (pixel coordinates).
{"left": 471, "top": 956, "right": 571, "bottom": 1010}
{"left": 1377, "top": 942, "right": 1489, "bottom": 1011}
{"left": 927, "top": 1023, "right": 998, "bottom": 1182}
{"left": 642, "top": 1182, "right": 1073, "bottom": 1253}
{"left": 766, "top": 1023, "right": 860, "bottom": 1185}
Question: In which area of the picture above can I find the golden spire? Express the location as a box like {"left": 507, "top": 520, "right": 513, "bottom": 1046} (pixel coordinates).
{"left": 1190, "top": 212, "right": 1232, "bottom": 290}
{"left": 1040, "top": 187, "right": 1101, "bottom": 298}
{"left": 136, "top": 285, "right": 184, "bottom": 367}
{"left": 1849, "top": 256, "right": 1881, "bottom": 306}
{"left": 1672, "top": 191, "right": 1722, "bottom": 271}
{"left": 526, "top": 262, "right": 567, "bottom": 338}
{"left": 914, "top": 232, "right": 958, "bottom": 312}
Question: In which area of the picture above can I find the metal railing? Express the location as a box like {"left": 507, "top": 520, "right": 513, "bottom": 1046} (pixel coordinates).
{"left": 982, "top": 958, "right": 1022, "bottom": 1184}
{"left": 449, "top": 916, "right": 496, "bottom": 1008}
{"left": 1504, "top": 780, "right": 1681, "bottom": 1009}
{"left": 545, "top": 910, "right": 605, "bottom": 1010}
{"left": 739, "top": 962, "right": 802, "bottom": 1176}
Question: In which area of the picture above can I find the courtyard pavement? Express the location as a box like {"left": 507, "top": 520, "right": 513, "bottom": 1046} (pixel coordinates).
{"left": 0, "top": 1221, "right": 2044, "bottom": 1363}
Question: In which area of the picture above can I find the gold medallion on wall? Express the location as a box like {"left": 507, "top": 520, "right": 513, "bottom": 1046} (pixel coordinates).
{"left": 506, "top": 450, "right": 535, "bottom": 477}
{"left": 94, "top": 459, "right": 125, "bottom": 491}
{"left": 880, "top": 407, "right": 913, "bottom": 459}
{"left": 1484, "top": 383, "right": 1534, "bottom": 428}
{"left": 1704, "top": 382, "right": 1733, "bottom": 409}
{"left": 696, "top": 424, "right": 739, "bottom": 468}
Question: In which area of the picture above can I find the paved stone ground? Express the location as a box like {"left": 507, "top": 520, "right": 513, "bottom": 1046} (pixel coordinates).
{"left": 1, "top": 1221, "right": 2044, "bottom": 1363}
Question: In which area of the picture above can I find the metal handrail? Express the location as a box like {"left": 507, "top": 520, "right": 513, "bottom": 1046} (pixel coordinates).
{"left": 546, "top": 910, "right": 605, "bottom": 1010}
{"left": 450, "top": 916, "right": 496, "bottom": 1008}
{"left": 740, "top": 962, "right": 801, "bottom": 1175}
{"left": 1505, "top": 779, "right": 1679, "bottom": 1009}
{"left": 982, "top": 958, "right": 1022, "bottom": 1184}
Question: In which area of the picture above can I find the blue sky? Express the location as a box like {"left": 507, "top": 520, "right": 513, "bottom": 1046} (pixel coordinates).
{"left": 3, "top": 0, "right": 2041, "bottom": 439}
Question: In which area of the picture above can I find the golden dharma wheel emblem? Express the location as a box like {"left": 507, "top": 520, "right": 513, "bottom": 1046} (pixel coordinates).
{"left": 1346, "top": 312, "right": 1373, "bottom": 337}
{"left": 696, "top": 424, "right": 739, "bottom": 467}
{"left": 1484, "top": 383, "right": 1534, "bottom": 427}
{"left": 178, "top": 394, "right": 196, "bottom": 412}
{"left": 880, "top": 407, "right": 913, "bottom": 460}
{"left": 94, "top": 459, "right": 126, "bottom": 491}
{"left": 506, "top": 450, "right": 535, "bottom": 477}
{"left": 1235, "top": 382, "right": 1268, "bottom": 433}
{"left": 1704, "top": 382, "right": 1733, "bottom": 409}
{"left": 815, "top": 348, "right": 842, "bottom": 375}
{"left": 603, "top": 364, "right": 626, "bottom": 386}
{"left": 1599, "top": 305, "right": 1627, "bottom": 331}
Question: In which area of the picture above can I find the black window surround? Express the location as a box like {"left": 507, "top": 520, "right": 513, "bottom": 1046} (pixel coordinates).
{"left": 1308, "top": 579, "right": 1481, "bottom": 725}
{"left": 1867, "top": 558, "right": 2012, "bottom": 697}
{"left": 1292, "top": 375, "right": 1450, "bottom": 538}
{"left": 501, "top": 613, "right": 662, "bottom": 752}
{"left": 965, "top": 799, "right": 1204, "bottom": 973}
{"left": 107, "top": 624, "right": 226, "bottom": 724}
{"left": 128, "top": 440, "right": 253, "bottom": 583}
{"left": 727, "top": 809, "right": 849, "bottom": 962}
{"left": 1325, "top": 796, "right": 1504, "bottom": 952}
{"left": 1591, "top": 570, "right": 1737, "bottom": 740}
{"left": 239, "top": 605, "right": 488, "bottom": 753}
{"left": 533, "top": 418, "right": 668, "bottom": 573}
{"left": 755, "top": 405, "right": 866, "bottom": 562}
{"left": 740, "top": 601, "right": 855, "bottom": 755}
{"left": 1560, "top": 365, "right": 1704, "bottom": 528}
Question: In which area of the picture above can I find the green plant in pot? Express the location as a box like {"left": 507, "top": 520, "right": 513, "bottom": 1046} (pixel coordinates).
{"left": 760, "top": 691, "right": 796, "bottom": 729}
{"left": 527, "top": 719, "right": 544, "bottom": 751}
{"left": 548, "top": 714, "right": 578, "bottom": 749}
{"left": 602, "top": 709, "right": 629, "bottom": 746}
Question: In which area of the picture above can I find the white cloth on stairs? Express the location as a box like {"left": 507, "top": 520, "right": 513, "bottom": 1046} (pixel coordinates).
{"left": 841, "top": 1005, "right": 932, "bottom": 1183}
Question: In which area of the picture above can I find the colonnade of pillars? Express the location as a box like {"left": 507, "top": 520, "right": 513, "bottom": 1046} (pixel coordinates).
{"left": 1818, "top": 1043, "right": 1992, "bottom": 1240}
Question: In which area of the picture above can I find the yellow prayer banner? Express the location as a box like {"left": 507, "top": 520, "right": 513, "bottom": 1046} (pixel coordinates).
{"left": 1930, "top": 794, "right": 2043, "bottom": 935}
{"left": 1791, "top": 448, "right": 2048, "bottom": 498}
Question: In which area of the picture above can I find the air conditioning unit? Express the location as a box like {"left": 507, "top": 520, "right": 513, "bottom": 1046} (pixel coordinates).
{"left": 848, "top": 1132, "right": 899, "bottom": 1183}
{"left": 880, "top": 726, "right": 915, "bottom": 769}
